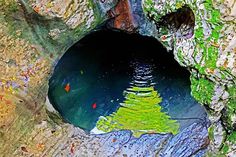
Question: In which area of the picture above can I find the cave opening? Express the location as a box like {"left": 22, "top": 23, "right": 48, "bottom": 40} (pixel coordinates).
{"left": 48, "top": 29, "right": 207, "bottom": 134}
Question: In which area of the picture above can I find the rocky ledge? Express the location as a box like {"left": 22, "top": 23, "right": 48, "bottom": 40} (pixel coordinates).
{"left": 49, "top": 122, "right": 208, "bottom": 157}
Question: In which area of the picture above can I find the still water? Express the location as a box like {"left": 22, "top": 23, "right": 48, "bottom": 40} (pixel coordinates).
{"left": 48, "top": 30, "right": 207, "bottom": 133}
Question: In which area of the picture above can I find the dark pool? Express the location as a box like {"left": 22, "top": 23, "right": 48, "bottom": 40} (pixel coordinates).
{"left": 48, "top": 30, "right": 207, "bottom": 133}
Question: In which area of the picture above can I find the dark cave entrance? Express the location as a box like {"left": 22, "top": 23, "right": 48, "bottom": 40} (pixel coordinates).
{"left": 48, "top": 29, "right": 207, "bottom": 133}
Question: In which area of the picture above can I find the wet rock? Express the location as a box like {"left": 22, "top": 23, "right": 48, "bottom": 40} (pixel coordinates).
{"left": 55, "top": 122, "right": 208, "bottom": 157}
{"left": 56, "top": 130, "right": 132, "bottom": 157}
{"left": 209, "top": 121, "right": 226, "bottom": 151}
{"left": 208, "top": 111, "right": 222, "bottom": 124}
{"left": 193, "top": 149, "right": 207, "bottom": 157}
{"left": 107, "top": 0, "right": 136, "bottom": 32}
{"left": 115, "top": 134, "right": 172, "bottom": 156}
{"left": 160, "top": 122, "right": 209, "bottom": 157}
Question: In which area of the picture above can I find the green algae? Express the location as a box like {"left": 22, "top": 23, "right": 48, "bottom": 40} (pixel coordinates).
{"left": 193, "top": 0, "right": 223, "bottom": 75}
{"left": 221, "top": 131, "right": 236, "bottom": 155}
{"left": 227, "top": 131, "right": 236, "bottom": 144}
{"left": 190, "top": 76, "right": 215, "bottom": 105}
{"left": 177, "top": 49, "right": 185, "bottom": 65}
{"left": 208, "top": 125, "right": 214, "bottom": 141}
{"left": 143, "top": 0, "right": 224, "bottom": 77}
{"left": 96, "top": 86, "right": 179, "bottom": 137}
{"left": 222, "top": 144, "right": 229, "bottom": 154}
{"left": 223, "top": 86, "right": 236, "bottom": 130}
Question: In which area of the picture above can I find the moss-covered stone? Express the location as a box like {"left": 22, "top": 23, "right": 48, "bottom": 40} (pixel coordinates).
{"left": 190, "top": 76, "right": 215, "bottom": 105}
{"left": 208, "top": 125, "right": 214, "bottom": 141}
{"left": 223, "top": 85, "right": 236, "bottom": 130}
{"left": 220, "top": 131, "right": 236, "bottom": 155}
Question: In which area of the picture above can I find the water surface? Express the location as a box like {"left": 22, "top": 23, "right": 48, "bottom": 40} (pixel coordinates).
{"left": 48, "top": 30, "right": 207, "bottom": 132}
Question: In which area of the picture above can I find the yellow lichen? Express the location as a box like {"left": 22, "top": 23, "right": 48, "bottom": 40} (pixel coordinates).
{"left": 0, "top": 95, "right": 16, "bottom": 127}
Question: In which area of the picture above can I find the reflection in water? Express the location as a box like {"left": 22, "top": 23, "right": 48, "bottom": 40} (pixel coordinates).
{"left": 96, "top": 62, "right": 179, "bottom": 137}
{"left": 130, "top": 63, "right": 155, "bottom": 87}
{"left": 48, "top": 30, "right": 207, "bottom": 133}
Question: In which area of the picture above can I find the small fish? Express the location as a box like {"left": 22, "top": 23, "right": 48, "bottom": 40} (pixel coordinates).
{"left": 92, "top": 103, "right": 97, "bottom": 109}
{"left": 64, "top": 83, "right": 70, "bottom": 92}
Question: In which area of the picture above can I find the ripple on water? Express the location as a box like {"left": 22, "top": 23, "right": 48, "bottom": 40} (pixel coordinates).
{"left": 48, "top": 30, "right": 207, "bottom": 133}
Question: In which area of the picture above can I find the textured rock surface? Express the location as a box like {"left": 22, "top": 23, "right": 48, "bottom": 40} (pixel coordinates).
{"left": 0, "top": 0, "right": 235, "bottom": 156}
{"left": 45, "top": 122, "right": 207, "bottom": 157}
{"left": 142, "top": 0, "right": 236, "bottom": 155}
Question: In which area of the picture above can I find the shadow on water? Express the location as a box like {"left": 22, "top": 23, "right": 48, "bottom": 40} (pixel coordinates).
{"left": 48, "top": 29, "right": 207, "bottom": 132}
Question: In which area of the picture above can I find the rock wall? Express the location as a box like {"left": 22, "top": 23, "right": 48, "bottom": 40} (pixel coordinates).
{"left": 0, "top": 0, "right": 235, "bottom": 156}
{"left": 142, "top": 0, "right": 236, "bottom": 155}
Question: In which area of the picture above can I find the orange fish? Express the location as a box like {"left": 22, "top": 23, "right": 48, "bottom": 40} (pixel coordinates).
{"left": 92, "top": 103, "right": 97, "bottom": 109}
{"left": 64, "top": 83, "right": 70, "bottom": 92}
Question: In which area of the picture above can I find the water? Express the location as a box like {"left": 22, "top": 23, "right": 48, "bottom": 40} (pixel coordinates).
{"left": 48, "top": 30, "right": 207, "bottom": 133}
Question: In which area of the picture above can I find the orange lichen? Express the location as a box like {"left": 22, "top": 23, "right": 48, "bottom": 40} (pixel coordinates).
{"left": 113, "top": 0, "right": 135, "bottom": 32}
{"left": 36, "top": 143, "right": 45, "bottom": 151}
{"left": 33, "top": 6, "right": 40, "bottom": 13}
{"left": 0, "top": 95, "right": 16, "bottom": 127}
{"left": 210, "top": 42, "right": 219, "bottom": 48}
{"left": 206, "top": 68, "right": 215, "bottom": 74}
{"left": 0, "top": 22, "right": 50, "bottom": 97}
{"left": 0, "top": 95, "right": 4, "bottom": 101}
{"left": 223, "top": 60, "right": 229, "bottom": 68}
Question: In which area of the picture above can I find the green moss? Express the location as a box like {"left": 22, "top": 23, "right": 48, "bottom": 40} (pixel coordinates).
{"left": 222, "top": 144, "right": 229, "bottom": 154}
{"left": 193, "top": 0, "right": 223, "bottom": 75}
{"left": 220, "top": 131, "right": 236, "bottom": 155}
{"left": 0, "top": 0, "right": 19, "bottom": 14}
{"left": 206, "top": 152, "right": 225, "bottom": 157}
{"left": 223, "top": 85, "right": 236, "bottom": 129}
{"left": 176, "top": 49, "right": 185, "bottom": 65}
{"left": 195, "top": 27, "right": 204, "bottom": 39}
{"left": 96, "top": 86, "right": 179, "bottom": 137}
{"left": 144, "top": 0, "right": 223, "bottom": 76}
{"left": 143, "top": 0, "right": 167, "bottom": 21}
{"left": 227, "top": 131, "right": 236, "bottom": 144}
{"left": 190, "top": 76, "right": 215, "bottom": 105}
{"left": 208, "top": 125, "right": 214, "bottom": 141}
